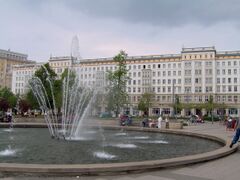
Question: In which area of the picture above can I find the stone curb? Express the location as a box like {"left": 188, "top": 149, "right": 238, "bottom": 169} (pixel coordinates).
{"left": 0, "top": 124, "right": 238, "bottom": 176}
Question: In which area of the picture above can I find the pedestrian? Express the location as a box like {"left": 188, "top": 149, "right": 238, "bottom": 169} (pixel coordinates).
{"left": 230, "top": 118, "right": 240, "bottom": 148}
{"left": 226, "top": 117, "right": 233, "bottom": 131}
{"left": 142, "top": 116, "right": 148, "bottom": 127}
{"left": 165, "top": 117, "right": 169, "bottom": 129}
{"left": 158, "top": 116, "right": 162, "bottom": 129}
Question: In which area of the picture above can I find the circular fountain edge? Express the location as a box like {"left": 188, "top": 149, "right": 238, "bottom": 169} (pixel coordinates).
{"left": 0, "top": 124, "right": 238, "bottom": 176}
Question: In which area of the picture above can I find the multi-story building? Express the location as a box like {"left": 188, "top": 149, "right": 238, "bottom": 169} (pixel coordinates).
{"left": 11, "top": 46, "right": 240, "bottom": 117}
{"left": 12, "top": 63, "right": 43, "bottom": 95}
{"left": 0, "top": 49, "right": 34, "bottom": 89}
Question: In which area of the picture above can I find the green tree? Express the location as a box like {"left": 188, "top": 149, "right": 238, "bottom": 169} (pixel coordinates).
{"left": 106, "top": 50, "right": 129, "bottom": 116}
{"left": 26, "top": 63, "right": 58, "bottom": 110}
{"left": 138, "top": 92, "right": 154, "bottom": 116}
{"left": 0, "top": 87, "right": 17, "bottom": 110}
{"left": 19, "top": 99, "right": 31, "bottom": 113}
{"left": 173, "top": 95, "right": 183, "bottom": 115}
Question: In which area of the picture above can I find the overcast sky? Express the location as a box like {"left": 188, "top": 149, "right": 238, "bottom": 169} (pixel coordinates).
{"left": 0, "top": 0, "right": 240, "bottom": 61}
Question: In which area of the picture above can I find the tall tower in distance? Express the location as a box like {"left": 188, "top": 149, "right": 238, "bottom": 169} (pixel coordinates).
{"left": 71, "top": 35, "right": 82, "bottom": 61}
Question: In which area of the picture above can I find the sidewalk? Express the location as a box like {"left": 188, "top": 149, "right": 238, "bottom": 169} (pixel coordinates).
{"left": 1, "top": 122, "right": 239, "bottom": 180}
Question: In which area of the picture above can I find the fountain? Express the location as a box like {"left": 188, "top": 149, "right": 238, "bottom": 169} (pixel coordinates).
{"left": 29, "top": 66, "right": 96, "bottom": 140}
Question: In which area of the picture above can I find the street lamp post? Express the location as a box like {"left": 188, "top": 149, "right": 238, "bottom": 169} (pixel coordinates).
{"left": 211, "top": 94, "right": 214, "bottom": 124}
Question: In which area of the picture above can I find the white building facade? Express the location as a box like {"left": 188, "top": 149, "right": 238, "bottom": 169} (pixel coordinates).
{"left": 11, "top": 46, "right": 240, "bottom": 117}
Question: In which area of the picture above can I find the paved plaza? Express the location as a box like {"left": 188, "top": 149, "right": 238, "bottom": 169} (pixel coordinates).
{"left": 0, "top": 122, "right": 239, "bottom": 180}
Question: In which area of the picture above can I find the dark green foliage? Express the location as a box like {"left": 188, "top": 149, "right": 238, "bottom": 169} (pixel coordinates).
{"left": 0, "top": 87, "right": 17, "bottom": 111}
{"left": 138, "top": 92, "right": 154, "bottom": 116}
{"left": 106, "top": 51, "right": 129, "bottom": 116}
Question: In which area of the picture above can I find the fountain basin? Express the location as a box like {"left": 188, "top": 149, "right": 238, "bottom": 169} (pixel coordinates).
{"left": 0, "top": 124, "right": 237, "bottom": 176}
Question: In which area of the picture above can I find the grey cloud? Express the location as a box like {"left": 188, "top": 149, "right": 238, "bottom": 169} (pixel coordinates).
{"left": 61, "top": 0, "right": 240, "bottom": 27}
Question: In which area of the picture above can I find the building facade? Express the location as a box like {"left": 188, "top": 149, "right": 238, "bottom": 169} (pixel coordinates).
{"left": 11, "top": 46, "right": 240, "bottom": 117}
{"left": 0, "top": 49, "right": 33, "bottom": 89}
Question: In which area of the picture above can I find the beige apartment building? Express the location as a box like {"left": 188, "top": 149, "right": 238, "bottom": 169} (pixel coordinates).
{"left": 0, "top": 49, "right": 33, "bottom": 89}
{"left": 11, "top": 46, "right": 240, "bottom": 117}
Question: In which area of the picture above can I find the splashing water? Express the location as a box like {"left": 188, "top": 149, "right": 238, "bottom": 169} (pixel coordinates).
{"left": 141, "top": 140, "right": 169, "bottom": 144}
{"left": 29, "top": 65, "right": 99, "bottom": 140}
{"left": 131, "top": 136, "right": 149, "bottom": 140}
{"left": 111, "top": 143, "right": 137, "bottom": 149}
{"left": 0, "top": 146, "right": 17, "bottom": 156}
{"left": 93, "top": 151, "right": 116, "bottom": 159}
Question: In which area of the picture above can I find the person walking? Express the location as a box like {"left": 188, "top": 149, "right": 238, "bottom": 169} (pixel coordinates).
{"left": 230, "top": 118, "right": 240, "bottom": 148}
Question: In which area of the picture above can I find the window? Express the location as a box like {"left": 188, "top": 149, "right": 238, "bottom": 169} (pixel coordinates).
{"left": 158, "top": 64, "right": 161, "bottom": 68}
{"left": 162, "top": 87, "right": 166, "bottom": 92}
{"left": 178, "top": 79, "right": 181, "bottom": 84}
{"left": 222, "top": 86, "right": 226, "bottom": 92}
{"left": 228, "top": 96, "right": 232, "bottom": 102}
{"left": 228, "top": 86, "right": 232, "bottom": 92}
{"left": 234, "top": 69, "right": 237, "bottom": 75}
{"left": 234, "top": 78, "right": 237, "bottom": 83}
{"left": 195, "top": 69, "right": 202, "bottom": 75}
{"left": 206, "top": 69, "right": 212, "bottom": 75}
{"left": 228, "top": 78, "right": 231, "bottom": 83}
{"left": 217, "top": 78, "right": 220, "bottom": 84}
{"left": 184, "top": 78, "right": 191, "bottom": 84}
{"left": 234, "top": 86, "right": 238, "bottom": 92}
{"left": 206, "top": 78, "right": 212, "bottom": 84}
{"left": 168, "top": 87, "right": 171, "bottom": 92}
{"left": 222, "top": 78, "right": 226, "bottom": 83}
{"left": 206, "top": 86, "right": 212, "bottom": 92}
{"left": 222, "top": 69, "right": 225, "bottom": 75}
{"left": 185, "top": 70, "right": 191, "bottom": 76}
{"left": 184, "top": 87, "right": 191, "bottom": 93}
{"left": 195, "top": 87, "right": 202, "bottom": 92}
{"left": 228, "top": 69, "right": 231, "bottom": 75}
{"left": 184, "top": 62, "right": 191, "bottom": 67}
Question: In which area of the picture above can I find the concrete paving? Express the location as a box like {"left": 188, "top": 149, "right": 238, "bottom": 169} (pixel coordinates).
{"left": 0, "top": 122, "right": 239, "bottom": 180}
